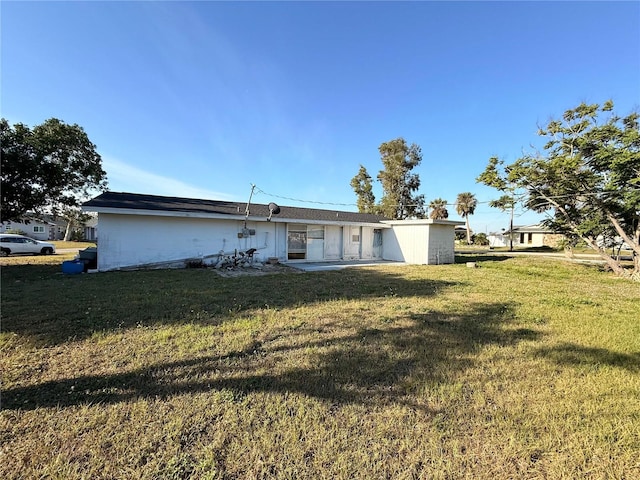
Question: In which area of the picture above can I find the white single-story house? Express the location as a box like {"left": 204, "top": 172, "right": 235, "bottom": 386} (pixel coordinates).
{"left": 82, "top": 192, "right": 463, "bottom": 272}
{"left": 0, "top": 216, "right": 68, "bottom": 241}
{"left": 505, "top": 224, "right": 564, "bottom": 248}
{"left": 1, "top": 214, "right": 99, "bottom": 241}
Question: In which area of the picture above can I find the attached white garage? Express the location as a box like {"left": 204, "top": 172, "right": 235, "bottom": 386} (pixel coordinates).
{"left": 82, "top": 192, "right": 462, "bottom": 271}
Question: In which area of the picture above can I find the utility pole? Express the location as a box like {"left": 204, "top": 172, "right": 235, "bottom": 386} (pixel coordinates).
{"left": 244, "top": 184, "right": 256, "bottom": 229}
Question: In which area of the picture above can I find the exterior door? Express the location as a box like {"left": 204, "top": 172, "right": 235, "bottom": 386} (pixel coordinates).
{"left": 324, "top": 226, "right": 342, "bottom": 260}
{"left": 307, "top": 226, "right": 325, "bottom": 261}
{"left": 343, "top": 226, "right": 361, "bottom": 260}
{"left": 373, "top": 229, "right": 383, "bottom": 259}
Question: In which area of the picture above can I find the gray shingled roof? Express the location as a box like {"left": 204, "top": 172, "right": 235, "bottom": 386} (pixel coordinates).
{"left": 506, "top": 224, "right": 555, "bottom": 234}
{"left": 83, "top": 192, "right": 389, "bottom": 224}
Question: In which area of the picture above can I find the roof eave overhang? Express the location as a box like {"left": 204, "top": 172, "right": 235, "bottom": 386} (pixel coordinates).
{"left": 82, "top": 206, "right": 387, "bottom": 227}
{"left": 381, "top": 219, "right": 464, "bottom": 226}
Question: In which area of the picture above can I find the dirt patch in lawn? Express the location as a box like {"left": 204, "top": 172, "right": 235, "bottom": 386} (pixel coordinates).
{"left": 211, "top": 262, "right": 302, "bottom": 277}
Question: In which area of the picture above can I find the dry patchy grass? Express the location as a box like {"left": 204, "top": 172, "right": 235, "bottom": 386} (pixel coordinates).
{"left": 1, "top": 256, "right": 639, "bottom": 479}
{"left": 0, "top": 241, "right": 94, "bottom": 267}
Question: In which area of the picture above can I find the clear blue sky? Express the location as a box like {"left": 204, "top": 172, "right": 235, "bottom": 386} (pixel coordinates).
{"left": 2, "top": 1, "right": 639, "bottom": 233}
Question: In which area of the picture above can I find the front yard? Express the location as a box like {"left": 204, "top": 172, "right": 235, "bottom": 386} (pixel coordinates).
{"left": 1, "top": 255, "right": 639, "bottom": 478}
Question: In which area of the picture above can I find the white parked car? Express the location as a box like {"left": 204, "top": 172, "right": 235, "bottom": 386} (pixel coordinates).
{"left": 0, "top": 234, "right": 56, "bottom": 256}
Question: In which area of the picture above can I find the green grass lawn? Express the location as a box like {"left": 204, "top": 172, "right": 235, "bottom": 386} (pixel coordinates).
{"left": 1, "top": 256, "right": 639, "bottom": 479}
{"left": 51, "top": 240, "right": 97, "bottom": 250}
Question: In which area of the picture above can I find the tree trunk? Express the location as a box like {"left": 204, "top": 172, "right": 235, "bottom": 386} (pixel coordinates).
{"left": 607, "top": 213, "right": 640, "bottom": 258}
{"left": 605, "top": 213, "right": 640, "bottom": 280}
{"left": 509, "top": 205, "right": 514, "bottom": 252}
{"left": 465, "top": 217, "right": 471, "bottom": 244}
{"left": 63, "top": 220, "right": 74, "bottom": 241}
{"left": 583, "top": 236, "right": 635, "bottom": 280}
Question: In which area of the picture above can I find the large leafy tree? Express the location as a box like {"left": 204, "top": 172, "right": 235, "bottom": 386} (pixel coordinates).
{"left": 428, "top": 198, "right": 449, "bottom": 219}
{"left": 377, "top": 138, "right": 425, "bottom": 219}
{"left": 350, "top": 138, "right": 425, "bottom": 219}
{"left": 477, "top": 157, "right": 523, "bottom": 251}
{"left": 481, "top": 101, "right": 640, "bottom": 279}
{"left": 1, "top": 118, "right": 108, "bottom": 222}
{"left": 455, "top": 192, "right": 477, "bottom": 243}
{"left": 350, "top": 165, "right": 376, "bottom": 213}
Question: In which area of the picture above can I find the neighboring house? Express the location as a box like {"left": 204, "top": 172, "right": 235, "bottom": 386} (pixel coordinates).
{"left": 454, "top": 225, "right": 470, "bottom": 241}
{"left": 83, "top": 215, "right": 98, "bottom": 241}
{"left": 0, "top": 215, "right": 97, "bottom": 241}
{"left": 48, "top": 217, "right": 68, "bottom": 240}
{"left": 82, "top": 192, "right": 463, "bottom": 272}
{"left": 1, "top": 219, "right": 41, "bottom": 239}
{"left": 506, "top": 224, "right": 564, "bottom": 248}
{"left": 0, "top": 217, "right": 57, "bottom": 241}
{"left": 0, "top": 215, "right": 92, "bottom": 241}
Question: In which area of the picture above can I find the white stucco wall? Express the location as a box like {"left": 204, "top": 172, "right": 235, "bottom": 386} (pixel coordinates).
{"left": 97, "top": 213, "right": 284, "bottom": 271}
{"left": 93, "top": 210, "right": 460, "bottom": 270}
{"left": 426, "top": 223, "right": 456, "bottom": 264}
{"left": 95, "top": 212, "right": 390, "bottom": 271}
{"left": 383, "top": 223, "right": 428, "bottom": 263}
{"left": 382, "top": 220, "right": 461, "bottom": 265}
{"left": 273, "top": 223, "right": 287, "bottom": 260}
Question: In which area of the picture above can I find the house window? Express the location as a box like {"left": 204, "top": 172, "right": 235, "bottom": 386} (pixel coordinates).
{"left": 33, "top": 226, "right": 45, "bottom": 233}
{"left": 528, "top": 233, "right": 533, "bottom": 244}
{"left": 308, "top": 227, "right": 324, "bottom": 240}
{"left": 520, "top": 233, "right": 525, "bottom": 244}
{"left": 287, "top": 225, "right": 307, "bottom": 260}
{"left": 352, "top": 234, "right": 360, "bottom": 243}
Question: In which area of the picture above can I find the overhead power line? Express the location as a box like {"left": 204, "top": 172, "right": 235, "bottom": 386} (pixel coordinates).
{"left": 254, "top": 185, "right": 499, "bottom": 208}
{"left": 251, "top": 184, "right": 640, "bottom": 210}
{"left": 253, "top": 186, "right": 358, "bottom": 207}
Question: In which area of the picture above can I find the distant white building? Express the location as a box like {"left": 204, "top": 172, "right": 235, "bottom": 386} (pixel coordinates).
{"left": 487, "top": 232, "right": 508, "bottom": 248}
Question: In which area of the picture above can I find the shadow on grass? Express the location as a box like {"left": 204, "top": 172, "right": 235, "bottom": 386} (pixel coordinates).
{"left": 455, "top": 254, "right": 513, "bottom": 264}
{"left": 3, "top": 301, "right": 542, "bottom": 411}
{"left": 534, "top": 343, "right": 640, "bottom": 372}
{"left": 1, "top": 265, "right": 462, "bottom": 346}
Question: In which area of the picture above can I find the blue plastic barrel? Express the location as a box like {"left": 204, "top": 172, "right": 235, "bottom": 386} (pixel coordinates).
{"left": 62, "top": 260, "right": 84, "bottom": 274}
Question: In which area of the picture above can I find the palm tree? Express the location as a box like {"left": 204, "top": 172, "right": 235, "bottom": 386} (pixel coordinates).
{"left": 428, "top": 198, "right": 449, "bottom": 219}
{"left": 455, "top": 192, "right": 477, "bottom": 244}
